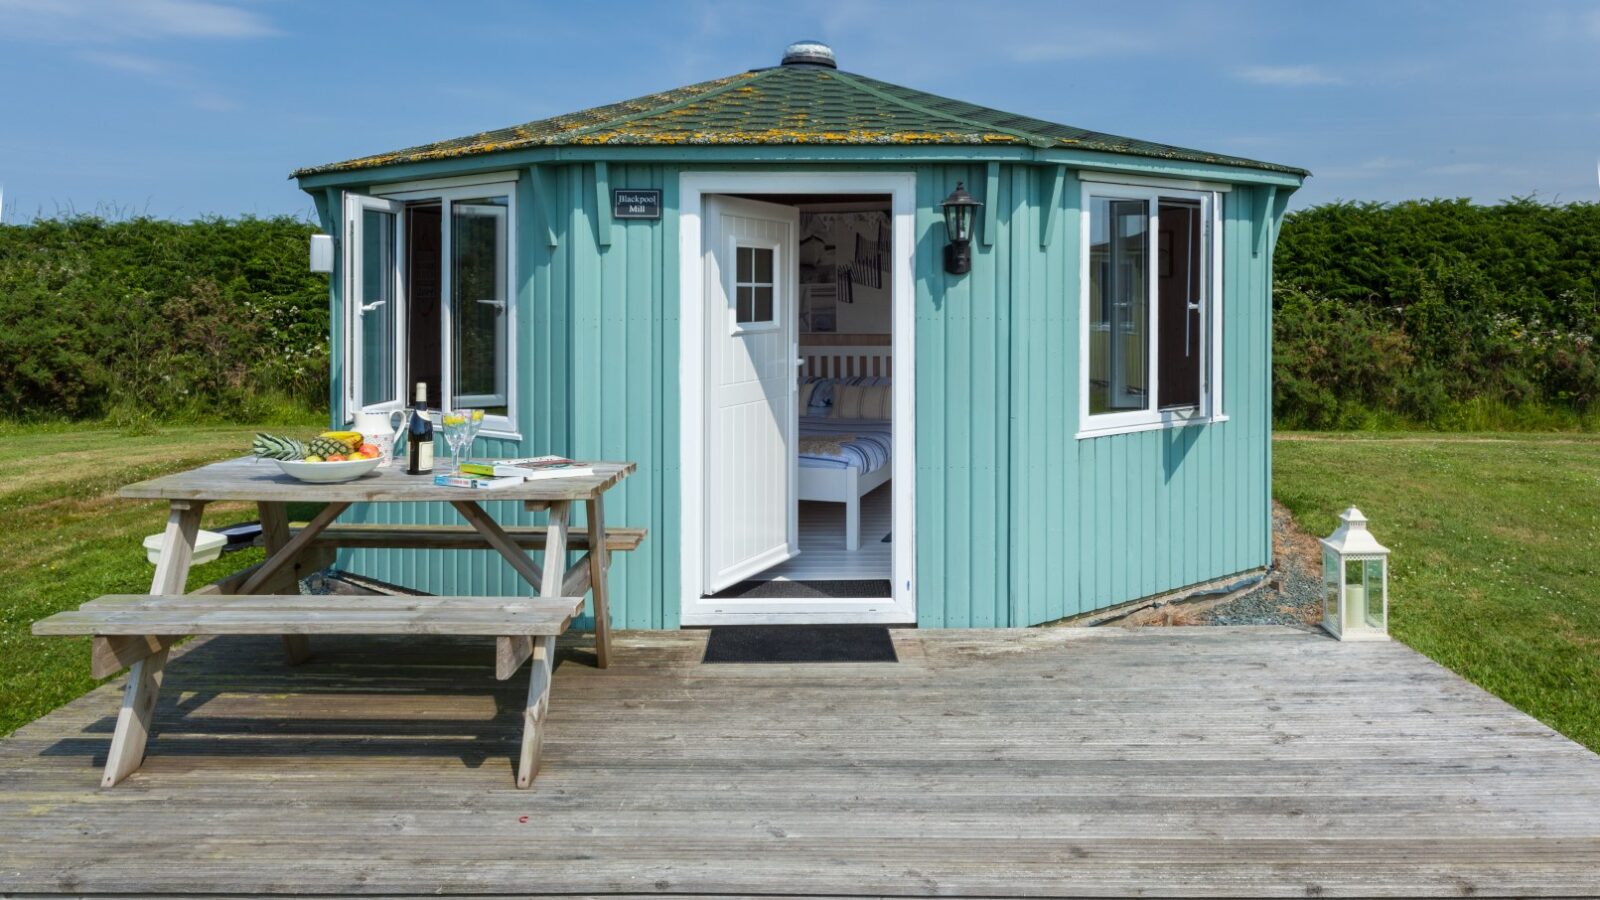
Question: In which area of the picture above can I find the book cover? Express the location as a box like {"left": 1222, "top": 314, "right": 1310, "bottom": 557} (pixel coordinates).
{"left": 459, "top": 456, "right": 595, "bottom": 479}
{"left": 432, "top": 473, "right": 525, "bottom": 490}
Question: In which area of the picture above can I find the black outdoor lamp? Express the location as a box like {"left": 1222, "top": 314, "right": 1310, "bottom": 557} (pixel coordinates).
{"left": 939, "top": 181, "right": 982, "bottom": 275}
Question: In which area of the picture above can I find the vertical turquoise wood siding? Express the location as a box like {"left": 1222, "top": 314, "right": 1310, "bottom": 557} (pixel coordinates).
{"left": 329, "top": 161, "right": 1278, "bottom": 628}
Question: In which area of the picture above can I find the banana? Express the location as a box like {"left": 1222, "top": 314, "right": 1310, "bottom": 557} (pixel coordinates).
{"left": 320, "top": 430, "right": 364, "bottom": 452}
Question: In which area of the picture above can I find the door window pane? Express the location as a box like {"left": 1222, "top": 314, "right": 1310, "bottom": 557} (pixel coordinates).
{"left": 734, "top": 245, "right": 777, "bottom": 325}
{"left": 451, "top": 198, "right": 509, "bottom": 416}
{"left": 358, "top": 208, "right": 396, "bottom": 408}
{"left": 1088, "top": 197, "right": 1148, "bottom": 414}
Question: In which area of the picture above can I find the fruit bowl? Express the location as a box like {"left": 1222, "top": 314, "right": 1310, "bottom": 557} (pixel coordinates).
{"left": 274, "top": 456, "right": 381, "bottom": 484}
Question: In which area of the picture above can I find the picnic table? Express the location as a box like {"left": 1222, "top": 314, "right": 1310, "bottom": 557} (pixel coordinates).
{"left": 33, "top": 456, "right": 639, "bottom": 789}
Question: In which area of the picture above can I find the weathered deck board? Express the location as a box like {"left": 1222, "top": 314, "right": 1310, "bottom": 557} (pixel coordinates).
{"left": 3, "top": 627, "right": 1599, "bottom": 897}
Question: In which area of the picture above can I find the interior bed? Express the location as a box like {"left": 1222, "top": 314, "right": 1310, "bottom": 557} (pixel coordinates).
{"left": 798, "top": 346, "right": 892, "bottom": 552}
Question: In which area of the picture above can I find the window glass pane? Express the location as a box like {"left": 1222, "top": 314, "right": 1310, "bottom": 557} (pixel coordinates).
{"left": 1322, "top": 549, "right": 1340, "bottom": 626}
{"left": 451, "top": 197, "right": 508, "bottom": 417}
{"left": 736, "top": 285, "right": 754, "bottom": 323}
{"left": 1157, "top": 199, "right": 1204, "bottom": 410}
{"left": 753, "top": 285, "right": 774, "bottom": 322}
{"left": 1088, "top": 197, "right": 1148, "bottom": 414}
{"left": 1343, "top": 558, "right": 1367, "bottom": 631}
{"left": 737, "top": 246, "right": 753, "bottom": 283}
{"left": 1364, "top": 559, "right": 1385, "bottom": 628}
{"left": 359, "top": 208, "right": 396, "bottom": 408}
{"left": 753, "top": 247, "right": 774, "bottom": 283}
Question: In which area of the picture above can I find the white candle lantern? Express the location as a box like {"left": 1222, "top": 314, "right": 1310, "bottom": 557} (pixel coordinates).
{"left": 1320, "top": 507, "right": 1390, "bottom": 641}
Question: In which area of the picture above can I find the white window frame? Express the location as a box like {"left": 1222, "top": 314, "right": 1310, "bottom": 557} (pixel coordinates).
{"left": 450, "top": 202, "right": 510, "bottom": 410}
{"left": 343, "top": 194, "right": 406, "bottom": 421}
{"left": 727, "top": 237, "right": 782, "bottom": 334}
{"left": 1077, "top": 179, "right": 1224, "bottom": 440}
{"left": 363, "top": 177, "right": 520, "bottom": 440}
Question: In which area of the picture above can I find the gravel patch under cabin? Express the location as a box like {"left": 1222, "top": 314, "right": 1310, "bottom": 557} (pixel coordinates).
{"left": 1199, "top": 501, "right": 1325, "bottom": 627}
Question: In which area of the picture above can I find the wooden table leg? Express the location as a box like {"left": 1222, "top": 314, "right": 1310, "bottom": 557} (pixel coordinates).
{"left": 102, "top": 500, "right": 203, "bottom": 787}
{"left": 258, "top": 501, "right": 349, "bottom": 665}
{"left": 516, "top": 633, "right": 556, "bottom": 789}
{"left": 584, "top": 496, "right": 613, "bottom": 669}
{"left": 517, "top": 500, "right": 570, "bottom": 787}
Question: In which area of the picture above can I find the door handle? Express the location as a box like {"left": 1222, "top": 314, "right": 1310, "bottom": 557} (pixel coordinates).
{"left": 360, "top": 300, "right": 386, "bottom": 313}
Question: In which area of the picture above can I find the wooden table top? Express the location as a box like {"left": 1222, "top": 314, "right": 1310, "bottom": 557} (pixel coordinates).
{"left": 119, "top": 457, "right": 636, "bottom": 503}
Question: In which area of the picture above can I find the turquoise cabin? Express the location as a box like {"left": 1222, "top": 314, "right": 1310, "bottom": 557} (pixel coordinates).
{"left": 291, "top": 40, "right": 1306, "bottom": 630}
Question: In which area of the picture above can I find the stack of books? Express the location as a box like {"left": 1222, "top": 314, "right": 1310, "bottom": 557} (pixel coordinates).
{"left": 433, "top": 456, "right": 594, "bottom": 490}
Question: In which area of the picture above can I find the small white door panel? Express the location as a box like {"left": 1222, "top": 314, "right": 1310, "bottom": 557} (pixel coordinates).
{"left": 702, "top": 196, "right": 800, "bottom": 593}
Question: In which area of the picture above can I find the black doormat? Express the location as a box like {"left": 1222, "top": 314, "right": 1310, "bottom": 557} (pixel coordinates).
{"left": 703, "top": 625, "right": 898, "bottom": 664}
{"left": 706, "top": 579, "right": 891, "bottom": 599}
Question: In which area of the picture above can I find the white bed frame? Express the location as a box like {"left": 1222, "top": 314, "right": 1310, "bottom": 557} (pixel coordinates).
{"left": 798, "top": 345, "right": 892, "bottom": 551}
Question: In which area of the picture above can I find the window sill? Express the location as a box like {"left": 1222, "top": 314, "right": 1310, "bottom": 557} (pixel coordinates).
{"left": 1076, "top": 413, "right": 1227, "bottom": 441}
{"left": 475, "top": 429, "right": 522, "bottom": 443}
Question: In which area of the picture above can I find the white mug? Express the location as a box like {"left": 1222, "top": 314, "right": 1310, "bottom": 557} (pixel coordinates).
{"left": 352, "top": 409, "right": 407, "bottom": 468}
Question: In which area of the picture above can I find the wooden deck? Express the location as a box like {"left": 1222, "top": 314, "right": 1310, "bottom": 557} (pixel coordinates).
{"left": 3, "top": 626, "right": 1599, "bottom": 897}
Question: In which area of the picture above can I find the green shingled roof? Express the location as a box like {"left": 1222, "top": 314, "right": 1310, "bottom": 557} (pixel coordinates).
{"left": 292, "top": 62, "right": 1306, "bottom": 177}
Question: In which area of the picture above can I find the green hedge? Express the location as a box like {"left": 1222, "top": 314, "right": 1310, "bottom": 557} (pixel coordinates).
{"left": 1274, "top": 199, "right": 1599, "bottom": 429}
{"left": 0, "top": 216, "right": 326, "bottom": 424}
{"left": 2, "top": 202, "right": 1595, "bottom": 429}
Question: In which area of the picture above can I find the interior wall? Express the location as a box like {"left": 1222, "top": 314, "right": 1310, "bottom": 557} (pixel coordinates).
{"left": 798, "top": 206, "right": 892, "bottom": 343}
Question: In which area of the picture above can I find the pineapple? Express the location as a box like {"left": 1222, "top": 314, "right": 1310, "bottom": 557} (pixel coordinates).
{"left": 320, "top": 431, "right": 363, "bottom": 452}
{"left": 307, "top": 436, "right": 352, "bottom": 458}
{"left": 251, "top": 433, "right": 307, "bottom": 460}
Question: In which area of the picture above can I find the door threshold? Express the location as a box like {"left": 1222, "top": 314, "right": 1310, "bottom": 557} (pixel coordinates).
{"left": 705, "top": 579, "right": 892, "bottom": 600}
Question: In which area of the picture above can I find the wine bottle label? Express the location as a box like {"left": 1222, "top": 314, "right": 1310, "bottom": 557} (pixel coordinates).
{"left": 416, "top": 440, "right": 433, "bottom": 472}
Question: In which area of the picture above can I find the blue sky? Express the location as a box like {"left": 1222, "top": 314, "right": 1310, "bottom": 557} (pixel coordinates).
{"left": 2, "top": 0, "right": 1597, "bottom": 222}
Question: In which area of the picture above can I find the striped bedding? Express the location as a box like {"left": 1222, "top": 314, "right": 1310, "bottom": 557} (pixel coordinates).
{"left": 798, "top": 416, "right": 891, "bottom": 475}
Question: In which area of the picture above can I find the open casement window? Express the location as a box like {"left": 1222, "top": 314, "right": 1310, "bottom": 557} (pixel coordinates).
{"left": 344, "top": 183, "right": 518, "bottom": 436}
{"left": 343, "top": 194, "right": 406, "bottom": 418}
{"left": 1080, "top": 182, "right": 1221, "bottom": 438}
{"left": 449, "top": 201, "right": 509, "bottom": 414}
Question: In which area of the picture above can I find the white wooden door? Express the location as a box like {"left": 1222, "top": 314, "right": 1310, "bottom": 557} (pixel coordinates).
{"left": 702, "top": 196, "right": 800, "bottom": 593}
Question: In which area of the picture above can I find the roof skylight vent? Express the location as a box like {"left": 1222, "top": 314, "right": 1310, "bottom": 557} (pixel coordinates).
{"left": 781, "top": 40, "right": 836, "bottom": 68}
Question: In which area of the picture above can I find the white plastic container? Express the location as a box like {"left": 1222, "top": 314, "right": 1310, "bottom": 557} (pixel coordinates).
{"left": 143, "top": 529, "right": 227, "bottom": 566}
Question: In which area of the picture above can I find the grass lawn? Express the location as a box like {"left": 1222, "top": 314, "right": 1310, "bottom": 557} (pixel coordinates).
{"left": 1274, "top": 432, "right": 1600, "bottom": 753}
{"left": 0, "top": 425, "right": 293, "bottom": 737}
{"left": 1, "top": 426, "right": 1596, "bottom": 759}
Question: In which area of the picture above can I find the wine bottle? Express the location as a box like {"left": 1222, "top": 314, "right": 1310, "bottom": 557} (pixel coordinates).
{"left": 406, "top": 382, "right": 434, "bottom": 475}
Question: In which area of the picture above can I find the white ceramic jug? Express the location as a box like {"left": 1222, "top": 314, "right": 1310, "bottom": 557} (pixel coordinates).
{"left": 351, "top": 409, "right": 407, "bottom": 468}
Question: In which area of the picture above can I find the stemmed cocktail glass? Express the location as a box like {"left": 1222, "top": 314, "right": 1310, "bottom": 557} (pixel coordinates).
{"left": 463, "top": 409, "right": 486, "bottom": 466}
{"left": 441, "top": 413, "right": 470, "bottom": 475}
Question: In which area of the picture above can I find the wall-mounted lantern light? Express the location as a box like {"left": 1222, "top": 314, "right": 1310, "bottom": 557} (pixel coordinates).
{"left": 939, "top": 182, "right": 982, "bottom": 275}
{"left": 309, "top": 234, "right": 335, "bottom": 274}
{"left": 1321, "top": 507, "right": 1390, "bottom": 641}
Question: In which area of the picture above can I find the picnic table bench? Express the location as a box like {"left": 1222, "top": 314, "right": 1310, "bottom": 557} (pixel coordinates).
{"left": 32, "top": 456, "right": 640, "bottom": 789}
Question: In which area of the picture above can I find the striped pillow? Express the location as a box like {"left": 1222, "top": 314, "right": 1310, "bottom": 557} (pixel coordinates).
{"left": 834, "top": 384, "right": 891, "bottom": 419}
{"left": 799, "top": 381, "right": 819, "bottom": 411}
